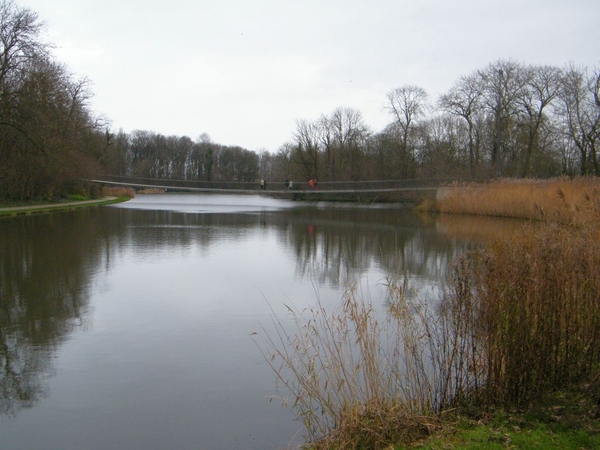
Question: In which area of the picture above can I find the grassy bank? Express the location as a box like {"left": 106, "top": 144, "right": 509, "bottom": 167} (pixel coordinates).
{"left": 258, "top": 177, "right": 600, "bottom": 449}
{"left": 0, "top": 186, "right": 135, "bottom": 216}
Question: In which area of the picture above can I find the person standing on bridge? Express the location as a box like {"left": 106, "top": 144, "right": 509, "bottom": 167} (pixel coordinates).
{"left": 260, "top": 178, "right": 265, "bottom": 190}
{"left": 308, "top": 179, "right": 315, "bottom": 190}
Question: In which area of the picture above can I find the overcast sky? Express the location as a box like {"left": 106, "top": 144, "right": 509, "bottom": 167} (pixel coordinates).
{"left": 23, "top": 0, "right": 600, "bottom": 151}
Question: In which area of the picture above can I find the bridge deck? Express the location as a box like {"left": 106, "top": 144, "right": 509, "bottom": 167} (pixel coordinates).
{"left": 89, "top": 179, "right": 440, "bottom": 195}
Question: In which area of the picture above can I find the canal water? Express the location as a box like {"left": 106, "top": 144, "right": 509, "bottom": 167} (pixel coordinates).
{"left": 0, "top": 194, "right": 516, "bottom": 449}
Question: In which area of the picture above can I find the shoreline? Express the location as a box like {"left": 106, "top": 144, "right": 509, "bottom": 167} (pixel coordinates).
{"left": 0, "top": 196, "right": 128, "bottom": 216}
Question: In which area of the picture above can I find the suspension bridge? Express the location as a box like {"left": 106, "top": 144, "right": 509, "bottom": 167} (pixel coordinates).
{"left": 89, "top": 176, "right": 460, "bottom": 200}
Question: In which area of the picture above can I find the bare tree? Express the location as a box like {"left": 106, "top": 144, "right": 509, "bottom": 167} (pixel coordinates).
{"left": 0, "top": 2, "right": 107, "bottom": 200}
{"left": 514, "top": 65, "right": 562, "bottom": 176}
{"left": 189, "top": 134, "right": 215, "bottom": 181}
{"left": 292, "top": 119, "right": 320, "bottom": 180}
{"left": 0, "top": 1, "right": 47, "bottom": 86}
{"left": 0, "top": 1, "right": 49, "bottom": 144}
{"left": 328, "top": 107, "right": 370, "bottom": 180}
{"left": 272, "top": 142, "right": 294, "bottom": 182}
{"left": 417, "top": 115, "right": 469, "bottom": 178}
{"left": 385, "top": 85, "right": 429, "bottom": 156}
{"left": 478, "top": 60, "right": 528, "bottom": 176}
{"left": 439, "top": 74, "right": 485, "bottom": 176}
{"left": 103, "top": 129, "right": 131, "bottom": 176}
{"left": 556, "top": 64, "right": 600, "bottom": 175}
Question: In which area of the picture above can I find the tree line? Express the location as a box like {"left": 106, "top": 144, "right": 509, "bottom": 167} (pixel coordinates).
{"left": 270, "top": 61, "right": 599, "bottom": 184}
{"left": 102, "top": 131, "right": 260, "bottom": 182}
{"left": 1, "top": 0, "right": 599, "bottom": 201}
{"left": 0, "top": 1, "right": 107, "bottom": 201}
{"left": 98, "top": 59, "right": 600, "bottom": 187}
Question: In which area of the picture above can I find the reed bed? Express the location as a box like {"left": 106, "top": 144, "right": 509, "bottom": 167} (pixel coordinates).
{"left": 101, "top": 186, "right": 136, "bottom": 198}
{"left": 429, "top": 177, "right": 600, "bottom": 409}
{"left": 434, "top": 177, "right": 600, "bottom": 225}
{"left": 137, "top": 188, "right": 167, "bottom": 194}
{"left": 257, "top": 177, "right": 600, "bottom": 448}
{"left": 459, "top": 222, "right": 600, "bottom": 407}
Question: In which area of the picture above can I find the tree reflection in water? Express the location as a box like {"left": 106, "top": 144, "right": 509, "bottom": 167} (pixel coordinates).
{"left": 0, "top": 198, "right": 519, "bottom": 424}
{"left": 0, "top": 211, "right": 104, "bottom": 416}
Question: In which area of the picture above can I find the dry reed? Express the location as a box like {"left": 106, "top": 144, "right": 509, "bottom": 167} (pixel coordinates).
{"left": 101, "top": 186, "right": 136, "bottom": 198}
{"left": 434, "top": 177, "right": 600, "bottom": 226}
{"left": 438, "top": 178, "right": 600, "bottom": 407}
{"left": 257, "top": 177, "right": 600, "bottom": 448}
{"left": 460, "top": 222, "right": 600, "bottom": 407}
{"left": 255, "top": 283, "right": 471, "bottom": 448}
{"left": 137, "top": 188, "right": 167, "bottom": 194}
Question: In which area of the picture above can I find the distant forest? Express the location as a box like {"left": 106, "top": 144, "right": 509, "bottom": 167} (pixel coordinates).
{"left": 1, "top": 1, "right": 599, "bottom": 201}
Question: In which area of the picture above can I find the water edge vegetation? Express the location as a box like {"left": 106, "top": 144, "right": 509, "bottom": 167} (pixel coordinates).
{"left": 255, "top": 177, "right": 600, "bottom": 449}
{"left": 0, "top": 187, "right": 135, "bottom": 216}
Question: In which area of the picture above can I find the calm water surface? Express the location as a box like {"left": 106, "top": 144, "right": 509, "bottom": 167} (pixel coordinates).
{"left": 0, "top": 194, "right": 516, "bottom": 449}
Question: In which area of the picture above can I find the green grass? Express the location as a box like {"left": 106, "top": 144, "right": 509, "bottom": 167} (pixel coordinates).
{"left": 412, "top": 424, "right": 599, "bottom": 450}
{"left": 0, "top": 199, "right": 50, "bottom": 208}
{"left": 0, "top": 196, "right": 130, "bottom": 216}
{"left": 402, "top": 387, "right": 600, "bottom": 449}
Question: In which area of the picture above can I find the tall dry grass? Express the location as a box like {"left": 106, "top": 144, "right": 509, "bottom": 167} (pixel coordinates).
{"left": 101, "top": 186, "right": 136, "bottom": 198}
{"left": 257, "top": 177, "right": 600, "bottom": 448}
{"left": 256, "top": 282, "right": 476, "bottom": 448}
{"left": 456, "top": 223, "right": 600, "bottom": 407}
{"left": 435, "top": 178, "right": 600, "bottom": 406}
{"left": 434, "top": 177, "right": 600, "bottom": 226}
